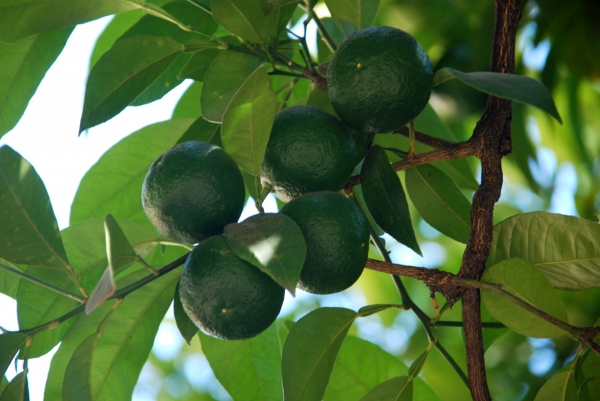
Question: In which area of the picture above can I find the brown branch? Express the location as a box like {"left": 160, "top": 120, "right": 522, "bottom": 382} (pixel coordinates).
{"left": 394, "top": 126, "right": 458, "bottom": 149}
{"left": 455, "top": 1, "right": 521, "bottom": 399}
{"left": 364, "top": 259, "right": 600, "bottom": 355}
{"left": 343, "top": 140, "right": 476, "bottom": 191}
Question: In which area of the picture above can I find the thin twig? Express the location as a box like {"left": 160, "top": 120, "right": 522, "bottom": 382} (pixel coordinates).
{"left": 394, "top": 126, "right": 458, "bottom": 149}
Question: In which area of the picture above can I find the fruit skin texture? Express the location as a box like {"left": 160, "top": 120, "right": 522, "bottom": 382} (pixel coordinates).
{"left": 179, "top": 235, "right": 285, "bottom": 340}
{"left": 142, "top": 141, "right": 245, "bottom": 244}
{"left": 279, "top": 191, "right": 370, "bottom": 294}
{"left": 260, "top": 105, "right": 358, "bottom": 202}
{"left": 327, "top": 25, "right": 434, "bottom": 134}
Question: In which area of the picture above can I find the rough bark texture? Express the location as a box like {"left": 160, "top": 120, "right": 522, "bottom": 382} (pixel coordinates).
{"left": 458, "top": 1, "right": 522, "bottom": 400}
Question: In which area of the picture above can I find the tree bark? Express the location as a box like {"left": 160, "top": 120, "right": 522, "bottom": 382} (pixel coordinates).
{"left": 458, "top": 0, "right": 521, "bottom": 400}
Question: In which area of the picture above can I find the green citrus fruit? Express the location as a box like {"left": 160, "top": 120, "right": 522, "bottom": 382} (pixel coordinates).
{"left": 142, "top": 141, "right": 245, "bottom": 244}
{"left": 179, "top": 235, "right": 285, "bottom": 340}
{"left": 327, "top": 26, "right": 434, "bottom": 134}
{"left": 260, "top": 105, "right": 358, "bottom": 202}
{"left": 279, "top": 191, "right": 370, "bottom": 294}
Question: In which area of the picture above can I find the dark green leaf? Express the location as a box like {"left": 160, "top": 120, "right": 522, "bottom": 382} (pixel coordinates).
{"left": 282, "top": 307, "right": 357, "bottom": 401}
{"left": 533, "top": 371, "right": 577, "bottom": 401}
{"left": 178, "top": 48, "right": 221, "bottom": 81}
{"left": 433, "top": 67, "right": 562, "bottom": 123}
{"left": 221, "top": 64, "right": 276, "bottom": 176}
{"left": 79, "top": 36, "right": 183, "bottom": 132}
{"left": 212, "top": 0, "right": 266, "bottom": 43}
{"left": 0, "top": 0, "right": 143, "bottom": 43}
{"left": 324, "top": 0, "right": 380, "bottom": 30}
{"left": 0, "top": 333, "right": 27, "bottom": 379}
{"left": 224, "top": 213, "right": 306, "bottom": 294}
{"left": 488, "top": 212, "right": 600, "bottom": 291}
{"left": 405, "top": 164, "right": 471, "bottom": 243}
{"left": 199, "top": 325, "right": 282, "bottom": 401}
{"left": 0, "top": 27, "right": 72, "bottom": 138}
{"left": 352, "top": 185, "right": 384, "bottom": 236}
{"left": 0, "top": 146, "right": 69, "bottom": 269}
{"left": 337, "top": 18, "right": 358, "bottom": 38}
{"left": 360, "top": 146, "right": 421, "bottom": 255}
{"left": 357, "top": 304, "right": 397, "bottom": 317}
{"left": 0, "top": 371, "right": 29, "bottom": 401}
{"left": 200, "top": 50, "right": 263, "bottom": 123}
{"left": 317, "top": 18, "right": 345, "bottom": 62}
{"left": 481, "top": 258, "right": 568, "bottom": 338}
{"left": 360, "top": 376, "right": 413, "bottom": 401}
{"left": 306, "top": 86, "right": 338, "bottom": 117}
{"left": 177, "top": 116, "right": 222, "bottom": 146}
{"left": 70, "top": 119, "right": 194, "bottom": 227}
{"left": 62, "top": 333, "right": 97, "bottom": 401}
{"left": 264, "top": 0, "right": 300, "bottom": 43}
{"left": 44, "top": 266, "right": 180, "bottom": 401}
{"left": 173, "top": 279, "right": 197, "bottom": 344}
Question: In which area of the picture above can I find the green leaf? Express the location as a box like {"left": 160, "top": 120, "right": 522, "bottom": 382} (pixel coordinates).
{"left": 360, "top": 146, "right": 421, "bottom": 255}
{"left": 176, "top": 116, "right": 222, "bottom": 146}
{"left": 360, "top": 376, "right": 413, "bottom": 401}
{"left": 352, "top": 185, "right": 384, "bottom": 236}
{"left": 89, "top": 10, "right": 144, "bottom": 70}
{"left": 317, "top": 18, "right": 345, "bottom": 62}
{"left": 405, "top": 164, "right": 471, "bottom": 244}
{"left": 224, "top": 213, "right": 306, "bottom": 294}
{"left": 533, "top": 371, "right": 578, "bottom": 401}
{"left": 0, "top": 371, "right": 29, "bottom": 401}
{"left": 221, "top": 64, "right": 276, "bottom": 175}
{"left": 0, "top": 146, "right": 69, "bottom": 269}
{"left": 324, "top": 336, "right": 406, "bottom": 401}
{"left": 408, "top": 350, "right": 429, "bottom": 378}
{"left": 324, "top": 0, "right": 380, "bottom": 30}
{"left": 44, "top": 266, "right": 179, "bottom": 401}
{"left": 199, "top": 324, "right": 282, "bottom": 401}
{"left": 306, "top": 86, "right": 338, "bottom": 117}
{"left": 172, "top": 81, "right": 202, "bottom": 118}
{"left": 481, "top": 258, "right": 568, "bottom": 338}
{"left": 433, "top": 67, "right": 562, "bottom": 123}
{"left": 0, "top": 0, "right": 143, "bottom": 43}
{"left": 70, "top": 119, "right": 194, "bottom": 227}
{"left": 282, "top": 307, "right": 357, "bottom": 401}
{"left": 79, "top": 36, "right": 183, "bottom": 132}
{"left": 488, "top": 212, "right": 600, "bottom": 291}
{"left": 0, "top": 27, "right": 72, "bottom": 138}
{"left": 173, "top": 279, "right": 197, "bottom": 344}
{"left": 0, "top": 333, "right": 27, "bottom": 379}
{"left": 62, "top": 333, "right": 97, "bottom": 401}
{"left": 178, "top": 48, "right": 221, "bottom": 81}
{"left": 264, "top": 0, "right": 300, "bottom": 43}
{"left": 200, "top": 50, "right": 263, "bottom": 123}
{"left": 337, "top": 18, "right": 358, "bottom": 38}
{"left": 212, "top": 0, "right": 266, "bottom": 43}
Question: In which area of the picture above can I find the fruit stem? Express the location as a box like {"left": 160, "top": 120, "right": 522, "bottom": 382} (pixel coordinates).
{"left": 255, "top": 184, "right": 272, "bottom": 214}
{"left": 408, "top": 120, "right": 417, "bottom": 157}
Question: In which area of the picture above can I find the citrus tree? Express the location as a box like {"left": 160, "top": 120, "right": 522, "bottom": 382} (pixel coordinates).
{"left": 1, "top": 0, "right": 600, "bottom": 400}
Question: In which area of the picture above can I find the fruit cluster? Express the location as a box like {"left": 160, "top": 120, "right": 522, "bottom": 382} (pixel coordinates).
{"left": 141, "top": 26, "right": 433, "bottom": 340}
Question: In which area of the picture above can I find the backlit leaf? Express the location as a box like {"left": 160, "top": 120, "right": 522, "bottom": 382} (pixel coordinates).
{"left": 176, "top": 116, "right": 222, "bottom": 146}
{"left": 212, "top": 0, "right": 266, "bottom": 43}
{"left": 224, "top": 213, "right": 306, "bottom": 294}
{"left": 533, "top": 371, "right": 577, "bottom": 401}
{"left": 178, "top": 48, "right": 221, "bottom": 81}
{"left": 264, "top": 0, "right": 300, "bottom": 44}
{"left": 200, "top": 51, "right": 263, "bottom": 123}
{"left": 324, "top": 0, "right": 380, "bottom": 30}
{"left": 0, "top": 333, "right": 27, "bottom": 380}
{"left": 0, "top": 146, "right": 69, "bottom": 270}
{"left": 79, "top": 36, "right": 183, "bottom": 132}
{"left": 221, "top": 64, "right": 276, "bottom": 176}
{"left": 0, "top": 27, "right": 72, "bottom": 138}
{"left": 481, "top": 258, "right": 568, "bottom": 338}
{"left": 44, "top": 264, "right": 180, "bottom": 401}
{"left": 0, "top": 371, "right": 29, "bottom": 401}
{"left": 0, "top": 0, "right": 143, "bottom": 43}
{"left": 405, "top": 164, "right": 471, "bottom": 243}
{"left": 433, "top": 67, "right": 562, "bottom": 123}
{"left": 488, "top": 212, "right": 600, "bottom": 291}
{"left": 199, "top": 325, "right": 282, "bottom": 401}
{"left": 70, "top": 119, "right": 194, "bottom": 228}
{"left": 89, "top": 10, "right": 144, "bottom": 70}
{"left": 360, "top": 146, "right": 421, "bottom": 255}
{"left": 62, "top": 333, "right": 97, "bottom": 401}
{"left": 360, "top": 376, "right": 413, "bottom": 401}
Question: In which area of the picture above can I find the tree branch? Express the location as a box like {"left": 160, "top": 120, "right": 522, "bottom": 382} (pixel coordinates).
{"left": 394, "top": 126, "right": 459, "bottom": 149}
